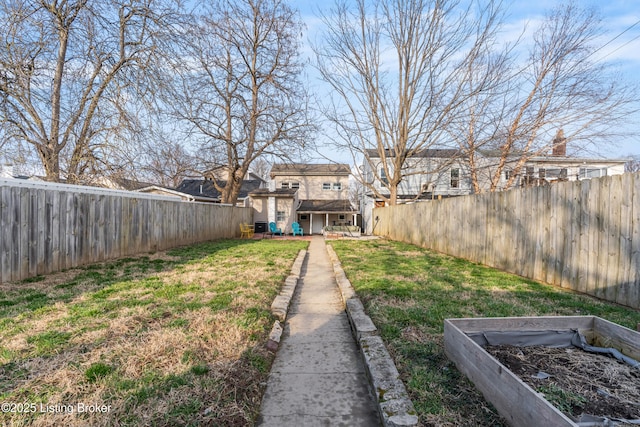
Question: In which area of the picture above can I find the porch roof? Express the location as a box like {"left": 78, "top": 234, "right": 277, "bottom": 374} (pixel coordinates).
{"left": 297, "top": 199, "right": 357, "bottom": 214}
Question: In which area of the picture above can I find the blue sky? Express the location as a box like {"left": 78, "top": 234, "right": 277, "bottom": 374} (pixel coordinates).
{"left": 294, "top": 0, "right": 640, "bottom": 161}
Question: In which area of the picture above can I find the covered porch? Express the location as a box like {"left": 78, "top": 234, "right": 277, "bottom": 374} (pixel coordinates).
{"left": 296, "top": 200, "right": 359, "bottom": 235}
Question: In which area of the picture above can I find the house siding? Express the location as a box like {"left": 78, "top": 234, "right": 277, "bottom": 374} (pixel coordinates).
{"left": 252, "top": 198, "right": 267, "bottom": 223}
{"left": 257, "top": 164, "right": 356, "bottom": 234}
{"left": 274, "top": 174, "right": 349, "bottom": 200}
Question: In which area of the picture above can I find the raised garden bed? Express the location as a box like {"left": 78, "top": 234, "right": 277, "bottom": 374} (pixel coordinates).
{"left": 444, "top": 316, "right": 640, "bottom": 427}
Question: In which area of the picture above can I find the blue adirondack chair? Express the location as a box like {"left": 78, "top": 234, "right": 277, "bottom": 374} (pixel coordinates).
{"left": 269, "top": 222, "right": 282, "bottom": 237}
{"left": 291, "top": 222, "right": 304, "bottom": 236}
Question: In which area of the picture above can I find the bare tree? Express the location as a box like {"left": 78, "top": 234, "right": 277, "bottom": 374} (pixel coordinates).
{"left": 137, "top": 138, "right": 202, "bottom": 188}
{"left": 0, "top": 0, "right": 179, "bottom": 182}
{"left": 314, "top": 0, "right": 504, "bottom": 205}
{"left": 626, "top": 155, "right": 640, "bottom": 173}
{"left": 164, "top": 0, "right": 314, "bottom": 204}
{"left": 454, "top": 2, "right": 638, "bottom": 192}
{"left": 249, "top": 157, "right": 272, "bottom": 183}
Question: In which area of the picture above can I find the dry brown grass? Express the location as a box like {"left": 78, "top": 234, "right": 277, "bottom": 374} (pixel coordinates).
{"left": 0, "top": 239, "right": 307, "bottom": 426}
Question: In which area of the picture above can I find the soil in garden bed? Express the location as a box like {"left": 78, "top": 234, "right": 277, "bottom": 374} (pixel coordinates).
{"left": 486, "top": 345, "right": 640, "bottom": 421}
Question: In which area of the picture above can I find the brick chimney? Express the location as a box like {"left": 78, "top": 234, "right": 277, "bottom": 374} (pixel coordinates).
{"left": 552, "top": 129, "right": 566, "bottom": 157}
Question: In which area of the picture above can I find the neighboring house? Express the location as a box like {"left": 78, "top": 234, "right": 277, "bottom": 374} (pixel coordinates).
{"left": 490, "top": 155, "right": 627, "bottom": 190}
{"left": 361, "top": 147, "right": 628, "bottom": 234}
{"left": 361, "top": 149, "right": 471, "bottom": 234}
{"left": 136, "top": 185, "right": 201, "bottom": 202}
{"left": 0, "top": 168, "right": 161, "bottom": 189}
{"left": 93, "top": 176, "right": 156, "bottom": 191}
{"left": 249, "top": 164, "right": 358, "bottom": 234}
{"left": 362, "top": 149, "right": 471, "bottom": 201}
{"left": 172, "top": 176, "right": 266, "bottom": 206}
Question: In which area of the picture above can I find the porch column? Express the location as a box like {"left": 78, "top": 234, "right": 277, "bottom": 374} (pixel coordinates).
{"left": 353, "top": 214, "right": 357, "bottom": 227}
{"left": 268, "top": 197, "right": 275, "bottom": 223}
{"left": 310, "top": 213, "right": 313, "bottom": 234}
{"left": 325, "top": 213, "right": 329, "bottom": 228}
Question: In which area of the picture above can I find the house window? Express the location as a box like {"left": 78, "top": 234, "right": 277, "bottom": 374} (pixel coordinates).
{"left": 281, "top": 182, "right": 289, "bottom": 189}
{"left": 539, "top": 168, "right": 546, "bottom": 179}
{"left": 339, "top": 214, "right": 345, "bottom": 220}
{"left": 524, "top": 166, "right": 535, "bottom": 185}
{"left": 290, "top": 181, "right": 300, "bottom": 189}
{"left": 380, "top": 168, "right": 388, "bottom": 184}
{"left": 322, "top": 183, "right": 331, "bottom": 190}
{"left": 559, "top": 168, "right": 568, "bottom": 180}
{"left": 332, "top": 183, "right": 342, "bottom": 190}
{"left": 450, "top": 168, "right": 460, "bottom": 188}
{"left": 505, "top": 169, "right": 513, "bottom": 181}
{"left": 546, "top": 168, "right": 561, "bottom": 178}
{"left": 300, "top": 214, "right": 308, "bottom": 220}
{"left": 276, "top": 211, "right": 286, "bottom": 222}
{"left": 281, "top": 181, "right": 299, "bottom": 189}
{"left": 579, "top": 168, "right": 607, "bottom": 179}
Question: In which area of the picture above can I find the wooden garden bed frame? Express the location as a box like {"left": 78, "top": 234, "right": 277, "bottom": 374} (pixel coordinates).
{"left": 444, "top": 316, "right": 640, "bottom": 427}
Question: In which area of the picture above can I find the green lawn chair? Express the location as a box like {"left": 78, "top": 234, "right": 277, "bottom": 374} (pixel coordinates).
{"left": 269, "top": 222, "right": 282, "bottom": 237}
{"left": 292, "top": 222, "right": 304, "bottom": 236}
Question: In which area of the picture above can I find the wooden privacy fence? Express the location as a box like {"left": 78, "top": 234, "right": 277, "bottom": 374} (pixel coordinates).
{"left": 374, "top": 172, "right": 640, "bottom": 310}
{"left": 0, "top": 178, "right": 252, "bottom": 283}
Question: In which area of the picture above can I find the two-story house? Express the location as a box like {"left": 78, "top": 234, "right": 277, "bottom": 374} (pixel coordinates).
{"left": 249, "top": 164, "right": 357, "bottom": 234}
{"left": 361, "top": 149, "right": 472, "bottom": 200}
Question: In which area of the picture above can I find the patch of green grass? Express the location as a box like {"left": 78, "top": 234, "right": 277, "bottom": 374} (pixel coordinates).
{"left": 236, "top": 307, "right": 271, "bottom": 329}
{"left": 67, "top": 303, "right": 104, "bottom": 322}
{"left": 244, "top": 349, "right": 270, "bottom": 374}
{"left": 537, "top": 384, "right": 587, "bottom": 413}
{"left": 168, "top": 318, "right": 189, "bottom": 328}
{"left": 166, "top": 399, "right": 203, "bottom": 421}
{"left": 85, "top": 362, "right": 113, "bottom": 383}
{"left": 331, "top": 239, "right": 640, "bottom": 426}
{"left": 190, "top": 364, "right": 210, "bottom": 376}
{"left": 0, "top": 361, "right": 29, "bottom": 394}
{"left": 26, "top": 331, "right": 72, "bottom": 356}
{"left": 20, "top": 275, "right": 45, "bottom": 284}
{"left": 208, "top": 294, "right": 234, "bottom": 312}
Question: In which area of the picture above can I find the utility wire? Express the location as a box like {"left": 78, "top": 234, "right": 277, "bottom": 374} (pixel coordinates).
{"left": 590, "top": 18, "right": 640, "bottom": 63}
{"left": 594, "top": 32, "right": 640, "bottom": 63}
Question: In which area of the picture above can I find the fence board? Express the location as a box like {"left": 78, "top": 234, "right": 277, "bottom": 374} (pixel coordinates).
{"left": 605, "top": 176, "right": 622, "bottom": 303}
{"left": 532, "top": 187, "right": 542, "bottom": 280}
{"left": 617, "top": 174, "right": 633, "bottom": 305}
{"left": 631, "top": 175, "right": 640, "bottom": 308}
{"left": 586, "top": 179, "right": 600, "bottom": 298}
{"left": 376, "top": 172, "right": 640, "bottom": 310}
{"left": 595, "top": 178, "right": 609, "bottom": 299}
{"left": 0, "top": 187, "right": 11, "bottom": 283}
{"left": 542, "top": 185, "right": 554, "bottom": 284}
{"left": 566, "top": 183, "right": 581, "bottom": 291}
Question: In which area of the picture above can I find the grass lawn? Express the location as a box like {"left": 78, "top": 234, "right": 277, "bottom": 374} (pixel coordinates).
{"left": 0, "top": 239, "right": 307, "bottom": 427}
{"left": 330, "top": 238, "right": 640, "bottom": 427}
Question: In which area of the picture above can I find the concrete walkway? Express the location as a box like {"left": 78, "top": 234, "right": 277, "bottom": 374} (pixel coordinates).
{"left": 257, "top": 236, "right": 381, "bottom": 427}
